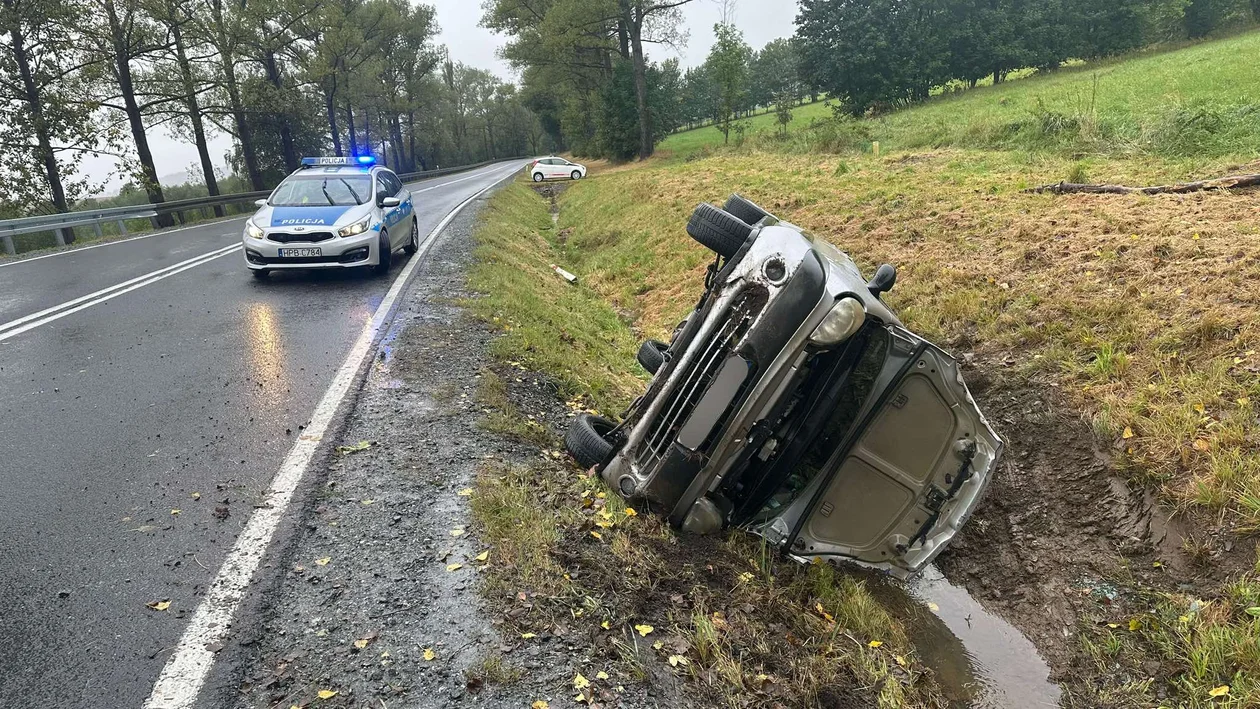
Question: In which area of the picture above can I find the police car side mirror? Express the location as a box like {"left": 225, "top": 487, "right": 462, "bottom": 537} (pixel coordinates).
{"left": 254, "top": 199, "right": 267, "bottom": 207}
{"left": 380, "top": 196, "right": 401, "bottom": 208}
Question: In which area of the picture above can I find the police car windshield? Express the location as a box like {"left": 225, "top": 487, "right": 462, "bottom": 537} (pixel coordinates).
{"left": 270, "top": 176, "right": 371, "bottom": 207}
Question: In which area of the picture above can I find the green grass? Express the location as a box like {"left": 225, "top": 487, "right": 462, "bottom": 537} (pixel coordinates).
{"left": 660, "top": 100, "right": 834, "bottom": 156}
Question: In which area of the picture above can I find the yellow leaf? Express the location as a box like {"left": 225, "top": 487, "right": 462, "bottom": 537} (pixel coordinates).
{"left": 1193, "top": 439, "right": 1211, "bottom": 452}
{"left": 1192, "top": 233, "right": 1201, "bottom": 241}
{"left": 423, "top": 648, "right": 436, "bottom": 661}
{"left": 574, "top": 694, "right": 586, "bottom": 703}
{"left": 170, "top": 509, "right": 181, "bottom": 515}
{"left": 596, "top": 671, "right": 609, "bottom": 680}
{"left": 190, "top": 492, "right": 200, "bottom": 500}
{"left": 894, "top": 655, "right": 907, "bottom": 667}
{"left": 1178, "top": 615, "right": 1190, "bottom": 623}
{"left": 868, "top": 640, "right": 883, "bottom": 648}
{"left": 1122, "top": 426, "right": 1134, "bottom": 439}
{"left": 450, "top": 528, "right": 465, "bottom": 537}
{"left": 457, "top": 488, "right": 474, "bottom": 496}
{"left": 532, "top": 702, "right": 550, "bottom": 709}
{"left": 521, "top": 632, "right": 537, "bottom": 639}
{"left": 476, "top": 550, "right": 490, "bottom": 562}
{"left": 634, "top": 624, "right": 654, "bottom": 636}
{"left": 601, "top": 620, "right": 610, "bottom": 630}
{"left": 1194, "top": 402, "right": 1206, "bottom": 414}
{"left": 354, "top": 638, "right": 369, "bottom": 649}
{"left": 927, "top": 602, "right": 940, "bottom": 612}
{"left": 1153, "top": 560, "right": 1163, "bottom": 568}
{"left": 317, "top": 689, "right": 338, "bottom": 699}
{"left": 1209, "top": 685, "right": 1230, "bottom": 697}
{"left": 361, "top": 499, "right": 373, "bottom": 505}
{"left": 315, "top": 557, "right": 331, "bottom": 566}
{"left": 147, "top": 600, "right": 171, "bottom": 611}
{"left": 1129, "top": 618, "right": 1141, "bottom": 631}
{"left": 738, "top": 572, "right": 753, "bottom": 583}
{"left": 667, "top": 655, "right": 689, "bottom": 666}
{"left": 1239, "top": 397, "right": 1250, "bottom": 406}
{"left": 446, "top": 563, "right": 463, "bottom": 572}
{"left": 574, "top": 673, "right": 591, "bottom": 689}
{"left": 596, "top": 492, "right": 606, "bottom": 499}
{"left": 652, "top": 640, "right": 664, "bottom": 650}
{"left": 595, "top": 519, "right": 613, "bottom": 529}
{"left": 1107, "top": 623, "right": 1119, "bottom": 629}
{"left": 590, "top": 531, "right": 602, "bottom": 540}
{"left": 1235, "top": 358, "right": 1245, "bottom": 365}
{"left": 624, "top": 507, "right": 638, "bottom": 517}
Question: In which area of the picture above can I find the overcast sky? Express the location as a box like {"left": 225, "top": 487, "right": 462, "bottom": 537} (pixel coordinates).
{"left": 82, "top": 0, "right": 797, "bottom": 193}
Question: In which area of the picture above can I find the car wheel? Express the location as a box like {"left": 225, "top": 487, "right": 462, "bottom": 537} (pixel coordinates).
{"left": 723, "top": 194, "right": 772, "bottom": 225}
{"left": 404, "top": 218, "right": 419, "bottom": 255}
{"left": 565, "top": 413, "right": 619, "bottom": 470}
{"left": 571, "top": 170, "right": 582, "bottom": 180}
{"left": 372, "top": 231, "right": 391, "bottom": 276}
{"left": 687, "top": 203, "right": 752, "bottom": 260}
{"left": 251, "top": 269, "right": 270, "bottom": 279}
{"left": 533, "top": 172, "right": 544, "bottom": 182}
{"left": 636, "top": 339, "right": 668, "bottom": 374}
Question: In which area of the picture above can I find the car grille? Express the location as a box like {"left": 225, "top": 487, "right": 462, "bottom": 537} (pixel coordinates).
{"left": 637, "top": 286, "right": 767, "bottom": 468}
{"left": 268, "top": 231, "right": 336, "bottom": 243}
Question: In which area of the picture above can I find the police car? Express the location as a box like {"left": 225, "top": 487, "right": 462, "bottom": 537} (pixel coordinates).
{"left": 243, "top": 156, "right": 417, "bottom": 277}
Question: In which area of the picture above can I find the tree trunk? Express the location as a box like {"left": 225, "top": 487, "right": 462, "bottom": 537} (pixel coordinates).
{"left": 346, "top": 103, "right": 358, "bottom": 156}
{"left": 105, "top": 0, "right": 172, "bottom": 227}
{"left": 617, "top": 18, "right": 630, "bottom": 58}
{"left": 406, "top": 110, "right": 417, "bottom": 171}
{"left": 390, "top": 115, "right": 406, "bottom": 171}
{"left": 324, "top": 83, "right": 342, "bottom": 156}
{"left": 624, "top": 6, "right": 652, "bottom": 160}
{"left": 3, "top": 0, "right": 71, "bottom": 236}
{"left": 171, "top": 17, "right": 221, "bottom": 216}
{"left": 211, "top": 0, "right": 263, "bottom": 190}
{"left": 263, "top": 50, "right": 297, "bottom": 172}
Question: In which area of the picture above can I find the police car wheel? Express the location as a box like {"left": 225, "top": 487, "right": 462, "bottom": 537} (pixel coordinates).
{"left": 403, "top": 218, "right": 419, "bottom": 255}
{"left": 372, "top": 232, "right": 392, "bottom": 276}
{"left": 532, "top": 172, "right": 543, "bottom": 182}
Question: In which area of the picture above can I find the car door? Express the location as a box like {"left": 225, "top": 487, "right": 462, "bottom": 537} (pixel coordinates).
{"left": 376, "top": 173, "right": 402, "bottom": 246}
{"left": 547, "top": 159, "right": 565, "bottom": 179}
{"left": 756, "top": 325, "right": 1001, "bottom": 575}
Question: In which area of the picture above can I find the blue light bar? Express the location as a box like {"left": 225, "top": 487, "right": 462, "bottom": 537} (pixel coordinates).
{"left": 300, "top": 156, "right": 375, "bottom": 167}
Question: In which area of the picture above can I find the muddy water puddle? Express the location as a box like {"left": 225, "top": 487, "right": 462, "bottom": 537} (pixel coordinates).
{"left": 873, "top": 565, "right": 1061, "bottom": 708}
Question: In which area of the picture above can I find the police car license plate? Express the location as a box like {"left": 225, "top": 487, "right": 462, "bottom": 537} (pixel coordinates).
{"left": 279, "top": 247, "right": 321, "bottom": 258}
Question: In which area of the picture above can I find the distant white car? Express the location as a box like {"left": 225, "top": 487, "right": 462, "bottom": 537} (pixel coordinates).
{"left": 530, "top": 156, "right": 586, "bottom": 182}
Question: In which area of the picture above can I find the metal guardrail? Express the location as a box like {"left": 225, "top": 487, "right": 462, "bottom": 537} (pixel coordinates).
{"left": 0, "top": 157, "right": 525, "bottom": 256}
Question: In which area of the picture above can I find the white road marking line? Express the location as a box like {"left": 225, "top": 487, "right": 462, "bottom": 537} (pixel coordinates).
{"left": 0, "top": 162, "right": 518, "bottom": 270}
{"left": 0, "top": 243, "right": 242, "bottom": 336}
{"left": 143, "top": 164, "right": 519, "bottom": 709}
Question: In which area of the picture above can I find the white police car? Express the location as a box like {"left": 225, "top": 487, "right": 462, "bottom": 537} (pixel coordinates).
{"left": 243, "top": 156, "right": 417, "bottom": 277}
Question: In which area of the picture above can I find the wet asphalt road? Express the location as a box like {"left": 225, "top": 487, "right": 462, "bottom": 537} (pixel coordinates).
{"left": 0, "top": 161, "right": 523, "bottom": 708}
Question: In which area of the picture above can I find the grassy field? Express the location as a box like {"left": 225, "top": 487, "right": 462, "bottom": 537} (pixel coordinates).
{"left": 660, "top": 100, "right": 833, "bottom": 156}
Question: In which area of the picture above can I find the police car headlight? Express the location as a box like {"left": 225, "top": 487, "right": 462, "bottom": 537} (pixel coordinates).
{"left": 338, "top": 217, "right": 371, "bottom": 237}
{"left": 809, "top": 297, "right": 866, "bottom": 345}
{"left": 245, "top": 221, "right": 265, "bottom": 239}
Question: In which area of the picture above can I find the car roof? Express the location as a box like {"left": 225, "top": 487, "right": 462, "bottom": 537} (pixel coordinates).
{"left": 288, "top": 165, "right": 389, "bottom": 178}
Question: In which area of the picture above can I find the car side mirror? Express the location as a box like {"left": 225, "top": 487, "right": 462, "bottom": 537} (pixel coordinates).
{"left": 380, "top": 196, "right": 401, "bottom": 208}
{"left": 254, "top": 199, "right": 267, "bottom": 207}
{"left": 868, "top": 264, "right": 897, "bottom": 298}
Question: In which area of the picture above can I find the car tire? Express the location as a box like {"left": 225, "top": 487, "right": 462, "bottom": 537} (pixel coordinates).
{"left": 687, "top": 203, "right": 752, "bottom": 260}
{"left": 724, "top": 194, "right": 771, "bottom": 225}
{"left": 565, "top": 413, "right": 618, "bottom": 470}
{"left": 404, "top": 218, "right": 419, "bottom": 255}
{"left": 571, "top": 170, "right": 582, "bottom": 180}
{"left": 251, "top": 269, "right": 270, "bottom": 279}
{"left": 533, "top": 172, "right": 544, "bottom": 182}
{"left": 372, "top": 231, "right": 391, "bottom": 276}
{"left": 636, "top": 339, "right": 668, "bottom": 374}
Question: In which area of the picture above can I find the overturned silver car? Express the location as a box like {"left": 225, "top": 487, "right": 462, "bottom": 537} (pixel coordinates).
{"left": 564, "top": 195, "right": 1001, "bottom": 577}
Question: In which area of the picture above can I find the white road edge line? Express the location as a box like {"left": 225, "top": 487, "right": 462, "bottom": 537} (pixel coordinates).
{"left": 143, "top": 163, "right": 521, "bottom": 709}
{"left": 0, "top": 163, "right": 513, "bottom": 270}
{"left": 0, "top": 243, "right": 242, "bottom": 336}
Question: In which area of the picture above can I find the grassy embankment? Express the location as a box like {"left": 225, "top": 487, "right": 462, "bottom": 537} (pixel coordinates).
{"left": 465, "top": 29, "right": 1260, "bottom": 708}
{"left": 463, "top": 180, "right": 944, "bottom": 707}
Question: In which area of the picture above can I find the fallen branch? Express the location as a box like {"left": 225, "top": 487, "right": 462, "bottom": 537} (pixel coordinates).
{"left": 1025, "top": 173, "right": 1260, "bottom": 195}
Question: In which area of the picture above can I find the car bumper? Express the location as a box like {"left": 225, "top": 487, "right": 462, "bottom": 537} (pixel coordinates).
{"left": 242, "top": 230, "right": 379, "bottom": 270}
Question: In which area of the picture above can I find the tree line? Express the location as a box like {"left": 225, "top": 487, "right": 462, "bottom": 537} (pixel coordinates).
{"left": 795, "top": 0, "right": 1260, "bottom": 116}
{"left": 0, "top": 0, "right": 545, "bottom": 232}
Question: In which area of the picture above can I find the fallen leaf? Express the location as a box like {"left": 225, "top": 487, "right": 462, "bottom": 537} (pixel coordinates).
{"left": 1106, "top": 623, "right": 1119, "bottom": 629}
{"left": 1178, "top": 615, "right": 1190, "bottom": 623}
{"left": 894, "top": 655, "right": 907, "bottom": 667}
{"left": 317, "top": 689, "right": 338, "bottom": 699}
{"left": 361, "top": 499, "right": 374, "bottom": 505}
{"left": 1193, "top": 439, "right": 1211, "bottom": 452}
{"left": 458, "top": 488, "right": 474, "bottom": 496}
{"left": 423, "top": 648, "right": 436, "bottom": 661}
{"left": 596, "top": 671, "right": 609, "bottom": 680}
{"left": 574, "top": 673, "right": 591, "bottom": 689}
{"left": 475, "top": 550, "right": 490, "bottom": 562}
{"left": 1122, "top": 426, "right": 1134, "bottom": 439}
{"left": 927, "top": 602, "right": 940, "bottom": 612}
{"left": 1129, "top": 618, "right": 1141, "bottom": 631}
{"left": 354, "top": 639, "right": 370, "bottom": 649}
{"left": 147, "top": 600, "right": 171, "bottom": 612}
{"left": 590, "top": 531, "right": 602, "bottom": 540}
{"left": 667, "top": 655, "right": 689, "bottom": 666}
{"left": 1153, "top": 560, "right": 1163, "bottom": 568}
{"left": 450, "top": 528, "right": 465, "bottom": 537}
{"left": 190, "top": 492, "right": 201, "bottom": 500}
{"left": 532, "top": 703, "right": 550, "bottom": 709}
{"left": 170, "top": 509, "right": 181, "bottom": 515}
{"left": 446, "top": 563, "right": 463, "bottom": 572}
{"left": 601, "top": 620, "right": 610, "bottom": 630}
{"left": 634, "top": 624, "right": 654, "bottom": 636}
{"left": 595, "top": 519, "right": 613, "bottom": 529}
{"left": 336, "top": 440, "right": 372, "bottom": 454}
{"left": 738, "top": 572, "right": 753, "bottom": 583}
{"left": 1194, "top": 402, "right": 1206, "bottom": 414}
{"left": 652, "top": 640, "right": 664, "bottom": 650}
{"left": 868, "top": 640, "right": 883, "bottom": 648}
{"left": 1209, "top": 685, "right": 1230, "bottom": 697}
{"left": 521, "top": 632, "right": 537, "bottom": 639}
{"left": 573, "top": 694, "right": 586, "bottom": 703}
{"left": 624, "top": 507, "right": 638, "bottom": 517}
{"left": 315, "top": 557, "right": 331, "bottom": 566}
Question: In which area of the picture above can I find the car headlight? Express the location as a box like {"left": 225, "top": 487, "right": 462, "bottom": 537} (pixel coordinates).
{"left": 245, "top": 221, "right": 265, "bottom": 239}
{"left": 338, "top": 217, "right": 371, "bottom": 237}
{"left": 809, "top": 297, "right": 866, "bottom": 345}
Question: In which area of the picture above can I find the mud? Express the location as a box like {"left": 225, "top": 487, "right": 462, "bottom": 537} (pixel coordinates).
{"left": 935, "top": 355, "right": 1254, "bottom": 702}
